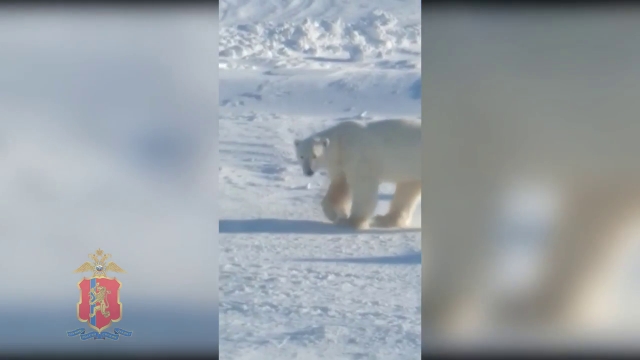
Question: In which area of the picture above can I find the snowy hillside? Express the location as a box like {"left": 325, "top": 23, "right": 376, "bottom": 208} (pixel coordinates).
{"left": 219, "top": 0, "right": 422, "bottom": 359}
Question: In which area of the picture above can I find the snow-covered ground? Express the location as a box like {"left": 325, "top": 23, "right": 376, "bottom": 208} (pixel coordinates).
{"left": 0, "top": 9, "right": 217, "bottom": 354}
{"left": 219, "top": 1, "right": 422, "bottom": 359}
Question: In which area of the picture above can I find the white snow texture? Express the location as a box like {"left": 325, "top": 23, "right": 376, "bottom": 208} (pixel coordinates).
{"left": 219, "top": 0, "right": 421, "bottom": 359}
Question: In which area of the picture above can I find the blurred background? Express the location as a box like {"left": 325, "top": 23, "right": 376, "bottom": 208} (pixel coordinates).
{"left": 0, "top": 5, "right": 218, "bottom": 354}
{"left": 423, "top": 6, "right": 640, "bottom": 353}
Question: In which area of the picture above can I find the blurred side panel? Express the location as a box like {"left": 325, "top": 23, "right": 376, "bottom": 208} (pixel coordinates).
{"left": 422, "top": 4, "right": 640, "bottom": 355}
{"left": 0, "top": 3, "right": 218, "bottom": 358}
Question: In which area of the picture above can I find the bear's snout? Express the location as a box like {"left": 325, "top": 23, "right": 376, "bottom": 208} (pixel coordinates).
{"left": 304, "top": 169, "right": 314, "bottom": 176}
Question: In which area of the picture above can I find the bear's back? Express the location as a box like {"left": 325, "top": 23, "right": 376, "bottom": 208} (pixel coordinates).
{"left": 364, "top": 119, "right": 421, "bottom": 146}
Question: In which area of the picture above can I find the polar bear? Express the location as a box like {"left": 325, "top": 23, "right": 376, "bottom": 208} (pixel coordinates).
{"left": 293, "top": 119, "right": 421, "bottom": 230}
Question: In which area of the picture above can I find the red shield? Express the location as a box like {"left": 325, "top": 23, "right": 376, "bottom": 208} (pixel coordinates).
{"left": 77, "top": 277, "right": 122, "bottom": 333}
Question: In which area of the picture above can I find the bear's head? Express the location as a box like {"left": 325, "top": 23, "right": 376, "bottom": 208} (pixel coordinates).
{"left": 293, "top": 136, "right": 330, "bottom": 177}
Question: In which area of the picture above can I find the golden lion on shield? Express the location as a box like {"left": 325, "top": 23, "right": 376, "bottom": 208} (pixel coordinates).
{"left": 89, "top": 283, "right": 111, "bottom": 318}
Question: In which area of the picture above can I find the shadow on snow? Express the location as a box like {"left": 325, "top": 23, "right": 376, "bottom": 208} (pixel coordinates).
{"left": 219, "top": 218, "right": 420, "bottom": 235}
{"left": 291, "top": 251, "right": 421, "bottom": 265}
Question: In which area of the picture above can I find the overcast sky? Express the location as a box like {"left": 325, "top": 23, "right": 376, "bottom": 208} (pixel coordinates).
{"left": 0, "top": 7, "right": 218, "bottom": 353}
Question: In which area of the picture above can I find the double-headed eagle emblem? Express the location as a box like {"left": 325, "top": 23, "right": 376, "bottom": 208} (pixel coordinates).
{"left": 73, "top": 248, "right": 126, "bottom": 278}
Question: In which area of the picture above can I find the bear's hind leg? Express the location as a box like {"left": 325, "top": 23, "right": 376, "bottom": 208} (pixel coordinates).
{"left": 336, "top": 175, "right": 379, "bottom": 230}
{"left": 373, "top": 180, "right": 421, "bottom": 228}
{"left": 321, "top": 173, "right": 351, "bottom": 222}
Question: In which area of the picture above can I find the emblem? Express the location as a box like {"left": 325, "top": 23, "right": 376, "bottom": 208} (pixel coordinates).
{"left": 66, "top": 248, "right": 133, "bottom": 340}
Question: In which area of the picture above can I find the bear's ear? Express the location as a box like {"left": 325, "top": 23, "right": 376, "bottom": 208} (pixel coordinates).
{"left": 322, "top": 138, "right": 330, "bottom": 148}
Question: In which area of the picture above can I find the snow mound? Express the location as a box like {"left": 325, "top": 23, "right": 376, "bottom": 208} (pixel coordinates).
{"left": 219, "top": 10, "right": 421, "bottom": 68}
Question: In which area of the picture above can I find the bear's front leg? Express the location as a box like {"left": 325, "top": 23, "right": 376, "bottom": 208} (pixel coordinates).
{"left": 321, "top": 174, "right": 351, "bottom": 222}
{"left": 336, "top": 175, "right": 379, "bottom": 230}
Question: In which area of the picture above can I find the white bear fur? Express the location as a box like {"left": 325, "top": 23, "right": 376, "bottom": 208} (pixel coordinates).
{"left": 294, "top": 119, "right": 421, "bottom": 230}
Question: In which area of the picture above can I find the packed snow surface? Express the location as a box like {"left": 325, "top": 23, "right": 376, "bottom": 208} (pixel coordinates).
{"left": 219, "top": 0, "right": 422, "bottom": 359}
